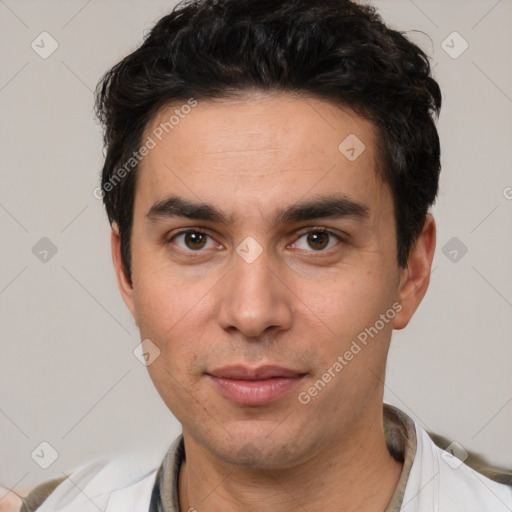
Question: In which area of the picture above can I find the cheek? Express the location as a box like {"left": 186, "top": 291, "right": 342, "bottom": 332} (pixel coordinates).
{"left": 131, "top": 256, "right": 217, "bottom": 373}
{"left": 132, "top": 278, "right": 177, "bottom": 339}
{"left": 131, "top": 243, "right": 206, "bottom": 336}
{"left": 295, "top": 272, "right": 395, "bottom": 408}
{"left": 133, "top": 273, "right": 207, "bottom": 411}
{"left": 133, "top": 280, "right": 206, "bottom": 354}
{"left": 301, "top": 269, "right": 394, "bottom": 333}
{"left": 293, "top": 265, "right": 398, "bottom": 394}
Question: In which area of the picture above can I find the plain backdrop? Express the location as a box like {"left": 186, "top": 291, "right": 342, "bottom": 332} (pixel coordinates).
{"left": 1, "top": 0, "right": 511, "bottom": 494}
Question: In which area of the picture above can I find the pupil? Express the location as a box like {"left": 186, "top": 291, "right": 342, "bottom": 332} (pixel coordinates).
{"left": 186, "top": 232, "right": 206, "bottom": 250}
{"left": 308, "top": 232, "right": 328, "bottom": 250}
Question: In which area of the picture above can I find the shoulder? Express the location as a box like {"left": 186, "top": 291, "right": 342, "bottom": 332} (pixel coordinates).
{"left": 427, "top": 429, "right": 512, "bottom": 487}
{"left": 20, "top": 451, "right": 161, "bottom": 512}
{"left": 403, "top": 423, "right": 512, "bottom": 511}
{"left": 20, "top": 477, "right": 68, "bottom": 512}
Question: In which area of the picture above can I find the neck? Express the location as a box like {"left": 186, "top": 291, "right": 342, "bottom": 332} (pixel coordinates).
{"left": 178, "top": 406, "right": 403, "bottom": 512}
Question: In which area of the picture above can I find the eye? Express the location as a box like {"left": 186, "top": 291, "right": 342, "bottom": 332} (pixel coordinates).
{"left": 292, "top": 229, "right": 341, "bottom": 252}
{"left": 167, "top": 227, "right": 343, "bottom": 255}
{"left": 169, "top": 229, "right": 217, "bottom": 252}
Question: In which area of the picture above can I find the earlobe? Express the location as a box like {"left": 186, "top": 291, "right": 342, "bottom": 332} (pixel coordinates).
{"left": 111, "top": 222, "right": 136, "bottom": 318}
{"left": 394, "top": 214, "right": 436, "bottom": 330}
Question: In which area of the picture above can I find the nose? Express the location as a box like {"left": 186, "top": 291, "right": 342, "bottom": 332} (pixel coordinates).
{"left": 217, "top": 244, "right": 293, "bottom": 340}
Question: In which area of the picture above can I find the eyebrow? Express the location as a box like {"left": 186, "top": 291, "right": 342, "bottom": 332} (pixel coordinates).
{"left": 146, "top": 194, "right": 370, "bottom": 226}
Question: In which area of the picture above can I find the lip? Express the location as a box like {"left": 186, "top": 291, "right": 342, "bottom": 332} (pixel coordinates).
{"left": 207, "top": 365, "right": 306, "bottom": 406}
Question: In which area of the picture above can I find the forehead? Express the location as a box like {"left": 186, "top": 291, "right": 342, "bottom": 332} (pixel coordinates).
{"left": 136, "top": 92, "right": 388, "bottom": 223}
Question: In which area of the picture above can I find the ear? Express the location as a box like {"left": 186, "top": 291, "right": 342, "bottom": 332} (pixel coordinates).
{"left": 394, "top": 214, "right": 436, "bottom": 330}
{"left": 111, "top": 222, "right": 136, "bottom": 319}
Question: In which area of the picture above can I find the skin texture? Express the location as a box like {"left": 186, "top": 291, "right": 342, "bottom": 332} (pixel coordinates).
{"left": 111, "top": 92, "right": 436, "bottom": 512}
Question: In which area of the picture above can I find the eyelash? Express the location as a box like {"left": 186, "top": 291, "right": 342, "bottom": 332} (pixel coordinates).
{"left": 166, "top": 227, "right": 344, "bottom": 255}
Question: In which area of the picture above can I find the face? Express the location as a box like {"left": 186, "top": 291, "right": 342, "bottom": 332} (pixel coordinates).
{"left": 112, "top": 92, "right": 434, "bottom": 469}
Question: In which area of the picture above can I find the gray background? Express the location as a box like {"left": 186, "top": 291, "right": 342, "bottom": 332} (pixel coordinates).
{"left": 1, "top": 0, "right": 511, "bottom": 495}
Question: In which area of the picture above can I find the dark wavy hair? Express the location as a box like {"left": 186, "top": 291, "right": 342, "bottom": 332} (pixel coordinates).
{"left": 95, "top": 0, "right": 441, "bottom": 284}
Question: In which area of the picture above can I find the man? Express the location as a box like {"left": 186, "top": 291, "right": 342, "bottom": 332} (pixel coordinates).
{"left": 19, "top": 0, "right": 512, "bottom": 510}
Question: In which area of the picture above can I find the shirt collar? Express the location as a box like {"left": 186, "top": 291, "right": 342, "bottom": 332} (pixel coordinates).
{"left": 149, "top": 403, "right": 417, "bottom": 512}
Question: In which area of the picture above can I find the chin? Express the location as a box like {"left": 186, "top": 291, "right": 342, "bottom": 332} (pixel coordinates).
{"left": 197, "top": 426, "right": 312, "bottom": 470}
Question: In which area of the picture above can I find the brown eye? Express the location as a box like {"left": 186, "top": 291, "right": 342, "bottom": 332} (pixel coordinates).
{"left": 184, "top": 232, "right": 207, "bottom": 250}
{"left": 170, "top": 230, "right": 215, "bottom": 252}
{"left": 307, "top": 231, "right": 329, "bottom": 250}
{"left": 293, "top": 229, "right": 341, "bottom": 252}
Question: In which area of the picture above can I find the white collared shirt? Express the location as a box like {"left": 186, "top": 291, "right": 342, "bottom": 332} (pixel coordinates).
{"left": 29, "top": 404, "right": 512, "bottom": 512}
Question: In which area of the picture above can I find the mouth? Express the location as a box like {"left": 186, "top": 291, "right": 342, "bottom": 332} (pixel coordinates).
{"left": 206, "top": 365, "right": 306, "bottom": 406}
